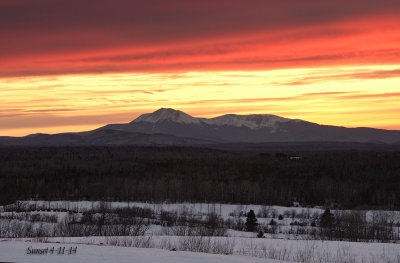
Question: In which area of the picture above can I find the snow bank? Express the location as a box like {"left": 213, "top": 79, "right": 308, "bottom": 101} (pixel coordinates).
{"left": 0, "top": 240, "right": 285, "bottom": 263}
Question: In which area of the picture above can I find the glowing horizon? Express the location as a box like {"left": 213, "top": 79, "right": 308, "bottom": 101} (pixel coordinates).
{"left": 2, "top": 65, "right": 400, "bottom": 136}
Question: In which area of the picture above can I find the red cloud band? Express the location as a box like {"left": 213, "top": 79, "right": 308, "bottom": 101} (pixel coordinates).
{"left": 1, "top": 0, "right": 400, "bottom": 77}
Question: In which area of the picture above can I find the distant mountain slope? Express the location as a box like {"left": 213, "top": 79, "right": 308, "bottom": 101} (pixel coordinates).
{"left": 0, "top": 129, "right": 215, "bottom": 146}
{"left": 1, "top": 108, "right": 400, "bottom": 146}
{"left": 96, "top": 108, "right": 400, "bottom": 144}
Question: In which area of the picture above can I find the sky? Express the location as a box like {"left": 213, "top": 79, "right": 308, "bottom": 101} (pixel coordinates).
{"left": 1, "top": 0, "right": 400, "bottom": 136}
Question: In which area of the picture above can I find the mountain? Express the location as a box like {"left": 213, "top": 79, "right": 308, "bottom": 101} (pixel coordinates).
{"left": 1, "top": 108, "right": 400, "bottom": 147}
{"left": 95, "top": 108, "right": 400, "bottom": 144}
{"left": 0, "top": 129, "right": 215, "bottom": 147}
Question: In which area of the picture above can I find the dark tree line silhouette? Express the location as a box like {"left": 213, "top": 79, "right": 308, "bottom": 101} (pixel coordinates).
{"left": 0, "top": 146, "right": 399, "bottom": 209}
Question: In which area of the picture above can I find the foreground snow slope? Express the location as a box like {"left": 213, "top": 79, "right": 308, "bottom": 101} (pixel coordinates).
{"left": 0, "top": 240, "right": 287, "bottom": 263}
{"left": 41, "top": 236, "right": 400, "bottom": 262}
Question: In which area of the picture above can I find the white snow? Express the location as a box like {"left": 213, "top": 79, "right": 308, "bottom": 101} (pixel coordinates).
{"left": 133, "top": 108, "right": 201, "bottom": 124}
{"left": 1, "top": 237, "right": 400, "bottom": 263}
{"left": 203, "top": 114, "right": 292, "bottom": 130}
{"left": 1, "top": 200, "right": 400, "bottom": 262}
{"left": 0, "top": 240, "right": 285, "bottom": 263}
{"left": 131, "top": 108, "right": 296, "bottom": 130}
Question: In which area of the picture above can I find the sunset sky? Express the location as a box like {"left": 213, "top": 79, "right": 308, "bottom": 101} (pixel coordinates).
{"left": 1, "top": 0, "right": 400, "bottom": 136}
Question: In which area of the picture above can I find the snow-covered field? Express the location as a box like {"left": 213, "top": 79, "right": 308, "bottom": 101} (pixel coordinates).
{"left": 1, "top": 200, "right": 400, "bottom": 262}
{"left": 1, "top": 237, "right": 400, "bottom": 263}
{"left": 0, "top": 240, "right": 283, "bottom": 263}
{"left": 2, "top": 200, "right": 399, "bottom": 239}
{"left": 7, "top": 200, "right": 400, "bottom": 223}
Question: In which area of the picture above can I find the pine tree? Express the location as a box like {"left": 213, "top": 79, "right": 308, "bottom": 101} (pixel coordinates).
{"left": 245, "top": 209, "right": 258, "bottom": 232}
{"left": 320, "top": 208, "right": 335, "bottom": 228}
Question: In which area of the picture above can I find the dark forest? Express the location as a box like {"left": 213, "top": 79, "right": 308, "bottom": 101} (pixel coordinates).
{"left": 0, "top": 146, "right": 399, "bottom": 209}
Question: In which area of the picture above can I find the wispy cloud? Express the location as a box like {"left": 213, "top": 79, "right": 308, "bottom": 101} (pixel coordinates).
{"left": 1, "top": 0, "right": 400, "bottom": 77}
{"left": 276, "top": 68, "right": 400, "bottom": 86}
{"left": 178, "top": 91, "right": 399, "bottom": 106}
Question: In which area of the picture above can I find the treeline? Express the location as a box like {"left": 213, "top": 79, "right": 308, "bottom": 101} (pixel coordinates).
{"left": 316, "top": 208, "right": 400, "bottom": 242}
{"left": 0, "top": 202, "right": 226, "bottom": 238}
{"left": 2, "top": 202, "right": 399, "bottom": 243}
{"left": 0, "top": 146, "right": 400, "bottom": 209}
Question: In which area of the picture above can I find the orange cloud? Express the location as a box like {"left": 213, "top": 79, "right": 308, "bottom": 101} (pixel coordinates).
{"left": 1, "top": 1, "right": 400, "bottom": 76}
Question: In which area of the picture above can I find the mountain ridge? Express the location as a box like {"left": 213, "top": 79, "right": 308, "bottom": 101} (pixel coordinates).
{"left": 130, "top": 108, "right": 298, "bottom": 130}
{"left": 95, "top": 108, "right": 400, "bottom": 144}
{"left": 1, "top": 108, "right": 400, "bottom": 146}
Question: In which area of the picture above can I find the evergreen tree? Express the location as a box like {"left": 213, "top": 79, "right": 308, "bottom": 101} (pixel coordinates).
{"left": 320, "top": 208, "right": 335, "bottom": 228}
{"left": 245, "top": 209, "right": 258, "bottom": 232}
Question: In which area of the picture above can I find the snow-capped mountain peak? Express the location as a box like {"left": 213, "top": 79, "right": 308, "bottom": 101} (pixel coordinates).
{"left": 132, "top": 108, "right": 295, "bottom": 130}
{"left": 132, "top": 108, "right": 201, "bottom": 124}
{"left": 203, "top": 114, "right": 292, "bottom": 130}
